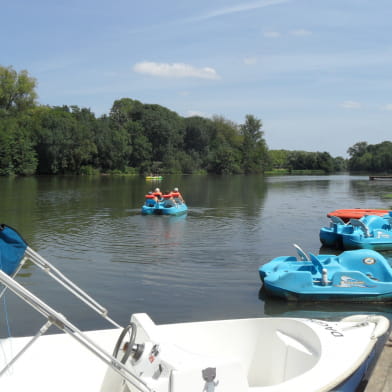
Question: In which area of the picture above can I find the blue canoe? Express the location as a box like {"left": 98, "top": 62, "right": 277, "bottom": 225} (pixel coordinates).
{"left": 320, "top": 213, "right": 392, "bottom": 250}
{"left": 259, "top": 244, "right": 392, "bottom": 302}
{"left": 141, "top": 200, "right": 188, "bottom": 216}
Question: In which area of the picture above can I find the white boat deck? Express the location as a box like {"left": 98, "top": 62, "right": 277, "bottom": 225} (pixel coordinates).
{"left": 0, "top": 328, "right": 120, "bottom": 392}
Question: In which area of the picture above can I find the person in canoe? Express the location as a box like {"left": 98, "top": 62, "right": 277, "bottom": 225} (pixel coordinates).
{"left": 172, "top": 187, "right": 184, "bottom": 203}
{"left": 162, "top": 190, "right": 177, "bottom": 207}
{"left": 144, "top": 191, "right": 157, "bottom": 206}
{"left": 153, "top": 188, "right": 163, "bottom": 201}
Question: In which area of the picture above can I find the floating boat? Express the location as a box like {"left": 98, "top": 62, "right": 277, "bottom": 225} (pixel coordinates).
{"left": 142, "top": 192, "right": 188, "bottom": 216}
{"left": 0, "top": 226, "right": 389, "bottom": 392}
{"left": 141, "top": 200, "right": 188, "bottom": 216}
{"left": 260, "top": 244, "right": 392, "bottom": 302}
{"left": 320, "top": 214, "right": 392, "bottom": 250}
{"left": 327, "top": 208, "right": 391, "bottom": 223}
{"left": 319, "top": 215, "right": 349, "bottom": 248}
{"left": 341, "top": 214, "right": 392, "bottom": 250}
{"left": 145, "top": 176, "right": 163, "bottom": 181}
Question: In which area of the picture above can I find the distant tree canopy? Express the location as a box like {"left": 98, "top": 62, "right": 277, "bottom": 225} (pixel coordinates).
{"left": 268, "top": 149, "right": 346, "bottom": 173}
{"left": 1, "top": 64, "right": 378, "bottom": 177}
{"left": 347, "top": 141, "right": 392, "bottom": 172}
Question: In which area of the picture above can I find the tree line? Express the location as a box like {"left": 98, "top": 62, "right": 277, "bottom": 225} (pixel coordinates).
{"left": 0, "top": 66, "right": 271, "bottom": 175}
{"left": 1, "top": 65, "right": 387, "bottom": 176}
{"left": 347, "top": 141, "right": 392, "bottom": 172}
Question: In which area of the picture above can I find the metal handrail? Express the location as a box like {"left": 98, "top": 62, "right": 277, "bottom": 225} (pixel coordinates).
{"left": 0, "top": 269, "right": 154, "bottom": 392}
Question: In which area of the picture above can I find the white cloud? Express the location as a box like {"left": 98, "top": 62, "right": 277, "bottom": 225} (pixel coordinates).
{"left": 264, "top": 31, "right": 281, "bottom": 38}
{"left": 193, "top": 0, "right": 290, "bottom": 21}
{"left": 263, "top": 29, "right": 311, "bottom": 38}
{"left": 186, "top": 110, "right": 209, "bottom": 118}
{"left": 340, "top": 101, "right": 362, "bottom": 109}
{"left": 133, "top": 61, "right": 220, "bottom": 80}
{"left": 289, "top": 29, "right": 312, "bottom": 36}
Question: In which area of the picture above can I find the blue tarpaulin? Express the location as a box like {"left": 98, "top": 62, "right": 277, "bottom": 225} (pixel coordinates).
{"left": 0, "top": 224, "right": 27, "bottom": 276}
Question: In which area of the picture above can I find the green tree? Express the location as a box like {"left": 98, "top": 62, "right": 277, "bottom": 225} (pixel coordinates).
{"left": 108, "top": 98, "right": 153, "bottom": 172}
{"left": 0, "top": 66, "right": 37, "bottom": 115}
{"left": 0, "top": 121, "right": 13, "bottom": 175}
{"left": 182, "top": 116, "right": 214, "bottom": 173}
{"left": 207, "top": 116, "right": 242, "bottom": 174}
{"left": 184, "top": 116, "right": 212, "bottom": 154}
{"left": 93, "top": 116, "right": 128, "bottom": 171}
{"left": 332, "top": 156, "right": 347, "bottom": 172}
{"left": 269, "top": 150, "right": 288, "bottom": 169}
{"left": 0, "top": 115, "right": 37, "bottom": 175}
{"left": 33, "top": 106, "right": 96, "bottom": 174}
{"left": 137, "top": 104, "right": 185, "bottom": 165}
{"left": 315, "top": 151, "right": 334, "bottom": 173}
{"left": 126, "top": 120, "right": 152, "bottom": 172}
{"left": 240, "top": 114, "right": 268, "bottom": 173}
{"left": 347, "top": 141, "right": 392, "bottom": 172}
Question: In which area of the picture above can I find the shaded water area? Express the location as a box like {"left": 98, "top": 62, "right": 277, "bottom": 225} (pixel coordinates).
{"left": 1, "top": 174, "right": 392, "bottom": 337}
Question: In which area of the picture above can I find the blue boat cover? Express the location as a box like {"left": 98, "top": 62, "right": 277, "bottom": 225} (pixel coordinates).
{"left": 0, "top": 224, "right": 27, "bottom": 276}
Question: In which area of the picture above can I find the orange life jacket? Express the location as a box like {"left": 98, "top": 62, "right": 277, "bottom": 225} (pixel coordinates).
{"left": 145, "top": 194, "right": 155, "bottom": 199}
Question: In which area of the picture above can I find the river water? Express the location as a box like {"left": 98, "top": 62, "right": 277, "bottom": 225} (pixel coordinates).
{"left": 1, "top": 174, "right": 392, "bottom": 336}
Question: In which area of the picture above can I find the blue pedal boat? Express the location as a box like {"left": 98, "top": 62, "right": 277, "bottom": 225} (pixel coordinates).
{"left": 141, "top": 199, "right": 188, "bottom": 216}
{"left": 320, "top": 213, "right": 392, "bottom": 250}
{"left": 259, "top": 244, "right": 392, "bottom": 302}
{"left": 342, "top": 214, "right": 392, "bottom": 250}
{"left": 319, "top": 215, "right": 350, "bottom": 248}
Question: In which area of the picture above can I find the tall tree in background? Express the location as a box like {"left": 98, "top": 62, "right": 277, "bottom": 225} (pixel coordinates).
{"left": 109, "top": 98, "right": 151, "bottom": 172}
{"left": 33, "top": 106, "right": 96, "bottom": 174}
{"left": 138, "top": 104, "right": 185, "bottom": 165}
{"left": 183, "top": 116, "right": 213, "bottom": 173}
{"left": 240, "top": 114, "right": 268, "bottom": 173}
{"left": 0, "top": 66, "right": 38, "bottom": 175}
{"left": 0, "top": 66, "right": 37, "bottom": 115}
{"left": 347, "top": 141, "right": 392, "bottom": 172}
{"left": 347, "top": 142, "right": 370, "bottom": 171}
{"left": 0, "top": 115, "right": 38, "bottom": 175}
{"left": 208, "top": 116, "right": 242, "bottom": 174}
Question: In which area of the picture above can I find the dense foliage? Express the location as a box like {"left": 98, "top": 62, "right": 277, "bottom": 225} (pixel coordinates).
{"left": 347, "top": 141, "right": 392, "bottom": 172}
{"left": 0, "top": 66, "right": 275, "bottom": 175}
{"left": 1, "top": 64, "right": 378, "bottom": 177}
{"left": 268, "top": 149, "right": 346, "bottom": 173}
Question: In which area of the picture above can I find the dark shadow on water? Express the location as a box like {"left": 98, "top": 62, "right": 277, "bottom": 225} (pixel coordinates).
{"left": 258, "top": 288, "right": 392, "bottom": 320}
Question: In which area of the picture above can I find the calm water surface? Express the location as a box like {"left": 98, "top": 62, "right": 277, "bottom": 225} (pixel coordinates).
{"left": 1, "top": 174, "right": 392, "bottom": 336}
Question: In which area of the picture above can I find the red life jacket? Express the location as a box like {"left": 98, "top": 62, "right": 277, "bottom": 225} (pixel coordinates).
{"left": 171, "top": 191, "right": 180, "bottom": 198}
{"left": 145, "top": 194, "right": 155, "bottom": 199}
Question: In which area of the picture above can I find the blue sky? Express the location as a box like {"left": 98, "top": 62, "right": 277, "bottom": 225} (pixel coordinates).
{"left": 2, "top": 0, "right": 392, "bottom": 157}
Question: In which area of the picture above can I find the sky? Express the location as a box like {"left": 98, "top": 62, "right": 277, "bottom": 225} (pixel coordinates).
{"left": 2, "top": 0, "right": 392, "bottom": 157}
